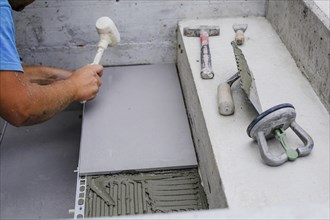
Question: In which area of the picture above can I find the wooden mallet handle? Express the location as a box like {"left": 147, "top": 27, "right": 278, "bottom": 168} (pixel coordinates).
{"left": 218, "top": 82, "right": 235, "bottom": 115}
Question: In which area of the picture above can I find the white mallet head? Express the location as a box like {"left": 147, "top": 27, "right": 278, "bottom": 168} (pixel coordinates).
{"left": 95, "top": 17, "right": 120, "bottom": 49}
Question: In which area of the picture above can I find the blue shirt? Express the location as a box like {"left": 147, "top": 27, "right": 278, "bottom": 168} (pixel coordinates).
{"left": 0, "top": 0, "right": 23, "bottom": 72}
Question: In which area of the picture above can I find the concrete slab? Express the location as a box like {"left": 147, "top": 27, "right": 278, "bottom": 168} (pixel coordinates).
{"left": 314, "top": 0, "right": 330, "bottom": 18}
{"left": 0, "top": 111, "right": 81, "bottom": 219}
{"left": 178, "top": 17, "right": 329, "bottom": 213}
{"left": 79, "top": 64, "right": 197, "bottom": 175}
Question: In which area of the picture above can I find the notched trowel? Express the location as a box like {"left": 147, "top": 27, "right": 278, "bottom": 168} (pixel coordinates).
{"left": 231, "top": 41, "right": 314, "bottom": 166}
{"left": 217, "top": 40, "right": 261, "bottom": 115}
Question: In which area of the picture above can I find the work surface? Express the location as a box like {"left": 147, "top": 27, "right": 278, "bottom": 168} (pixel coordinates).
{"left": 79, "top": 64, "right": 197, "bottom": 175}
{"left": 0, "top": 112, "right": 81, "bottom": 219}
{"left": 177, "top": 17, "right": 329, "bottom": 216}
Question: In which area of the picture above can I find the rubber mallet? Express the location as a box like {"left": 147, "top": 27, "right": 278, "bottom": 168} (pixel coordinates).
{"left": 81, "top": 17, "right": 120, "bottom": 103}
{"left": 92, "top": 16, "right": 120, "bottom": 64}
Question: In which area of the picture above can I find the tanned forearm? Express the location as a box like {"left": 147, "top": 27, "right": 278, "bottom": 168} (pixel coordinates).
{"left": 1, "top": 64, "right": 103, "bottom": 127}
{"left": 0, "top": 71, "right": 77, "bottom": 126}
{"left": 22, "top": 79, "right": 77, "bottom": 126}
{"left": 23, "top": 66, "right": 73, "bottom": 85}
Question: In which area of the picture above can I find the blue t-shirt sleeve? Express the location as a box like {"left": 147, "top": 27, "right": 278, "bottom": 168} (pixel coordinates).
{"left": 0, "top": 1, "right": 23, "bottom": 72}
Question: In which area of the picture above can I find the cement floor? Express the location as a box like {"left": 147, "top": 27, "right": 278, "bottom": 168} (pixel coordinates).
{"left": 0, "top": 111, "right": 82, "bottom": 219}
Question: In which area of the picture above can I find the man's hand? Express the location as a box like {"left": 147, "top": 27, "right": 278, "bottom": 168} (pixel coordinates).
{"left": 69, "top": 64, "right": 104, "bottom": 102}
{"left": 0, "top": 64, "right": 103, "bottom": 127}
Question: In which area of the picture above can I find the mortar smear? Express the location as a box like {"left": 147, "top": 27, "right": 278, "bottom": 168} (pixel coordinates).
{"left": 85, "top": 168, "right": 208, "bottom": 217}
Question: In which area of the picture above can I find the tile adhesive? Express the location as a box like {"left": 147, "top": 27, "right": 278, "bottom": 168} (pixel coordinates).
{"left": 84, "top": 168, "right": 208, "bottom": 217}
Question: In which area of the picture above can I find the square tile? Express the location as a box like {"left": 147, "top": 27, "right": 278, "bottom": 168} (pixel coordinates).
{"left": 79, "top": 64, "right": 197, "bottom": 175}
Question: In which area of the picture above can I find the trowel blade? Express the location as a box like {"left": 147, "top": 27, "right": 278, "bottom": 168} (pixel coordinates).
{"left": 231, "top": 41, "right": 262, "bottom": 113}
{"left": 247, "top": 76, "right": 262, "bottom": 113}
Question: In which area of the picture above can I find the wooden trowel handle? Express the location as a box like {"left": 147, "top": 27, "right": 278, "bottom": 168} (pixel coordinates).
{"left": 235, "top": 30, "right": 245, "bottom": 45}
{"left": 218, "top": 83, "right": 235, "bottom": 116}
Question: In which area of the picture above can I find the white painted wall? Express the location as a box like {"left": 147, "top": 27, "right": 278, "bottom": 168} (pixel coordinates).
{"left": 13, "top": 0, "right": 266, "bottom": 69}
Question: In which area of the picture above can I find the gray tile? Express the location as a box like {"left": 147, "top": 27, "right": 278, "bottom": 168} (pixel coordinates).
{"left": 79, "top": 64, "right": 197, "bottom": 175}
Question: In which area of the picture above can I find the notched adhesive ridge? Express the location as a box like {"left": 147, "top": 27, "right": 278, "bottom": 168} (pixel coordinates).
{"left": 85, "top": 168, "right": 208, "bottom": 217}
